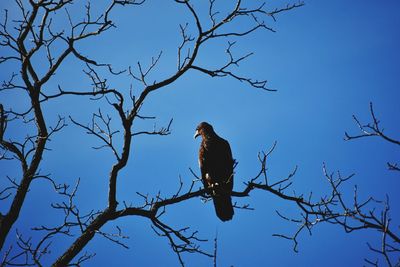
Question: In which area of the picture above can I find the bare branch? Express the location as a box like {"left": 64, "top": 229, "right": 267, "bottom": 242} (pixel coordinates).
{"left": 345, "top": 102, "right": 400, "bottom": 146}
{"left": 132, "top": 119, "right": 173, "bottom": 137}
{"left": 345, "top": 102, "right": 399, "bottom": 173}
{"left": 69, "top": 112, "right": 121, "bottom": 160}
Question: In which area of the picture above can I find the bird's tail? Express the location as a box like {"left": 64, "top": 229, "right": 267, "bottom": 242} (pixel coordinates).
{"left": 213, "top": 194, "right": 234, "bottom": 222}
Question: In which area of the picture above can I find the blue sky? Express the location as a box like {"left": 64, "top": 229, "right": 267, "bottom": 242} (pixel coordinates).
{"left": 1, "top": 0, "right": 400, "bottom": 266}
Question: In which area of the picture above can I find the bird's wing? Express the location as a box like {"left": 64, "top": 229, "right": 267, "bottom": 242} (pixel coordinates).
{"left": 199, "top": 141, "right": 210, "bottom": 188}
{"left": 219, "top": 138, "right": 234, "bottom": 188}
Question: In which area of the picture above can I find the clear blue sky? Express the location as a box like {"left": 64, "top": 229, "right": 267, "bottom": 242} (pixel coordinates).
{"left": 1, "top": 0, "right": 399, "bottom": 266}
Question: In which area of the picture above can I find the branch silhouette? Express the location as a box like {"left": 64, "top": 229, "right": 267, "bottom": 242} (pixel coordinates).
{"left": 0, "top": 0, "right": 305, "bottom": 265}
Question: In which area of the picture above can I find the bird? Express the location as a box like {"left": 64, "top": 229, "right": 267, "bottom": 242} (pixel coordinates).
{"left": 194, "top": 122, "right": 234, "bottom": 221}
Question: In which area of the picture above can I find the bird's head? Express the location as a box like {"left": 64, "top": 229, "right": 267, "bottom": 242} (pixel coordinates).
{"left": 194, "top": 122, "right": 214, "bottom": 139}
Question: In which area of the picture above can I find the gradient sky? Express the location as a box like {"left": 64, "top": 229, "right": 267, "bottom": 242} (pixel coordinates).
{"left": 1, "top": 0, "right": 400, "bottom": 266}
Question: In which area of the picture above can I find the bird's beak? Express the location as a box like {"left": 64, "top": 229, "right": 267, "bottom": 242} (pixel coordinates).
{"left": 194, "top": 130, "right": 200, "bottom": 139}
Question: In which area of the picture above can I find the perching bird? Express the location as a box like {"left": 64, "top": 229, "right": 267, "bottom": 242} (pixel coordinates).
{"left": 194, "top": 122, "right": 234, "bottom": 221}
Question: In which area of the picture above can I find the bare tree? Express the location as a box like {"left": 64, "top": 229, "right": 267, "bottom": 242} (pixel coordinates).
{"left": 2, "top": 1, "right": 397, "bottom": 266}
{"left": 343, "top": 103, "right": 400, "bottom": 266}
{"left": 0, "top": 0, "right": 400, "bottom": 266}
{"left": 266, "top": 103, "right": 400, "bottom": 266}
{"left": 0, "top": 0, "right": 306, "bottom": 266}
{"left": 0, "top": 0, "right": 145, "bottom": 252}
